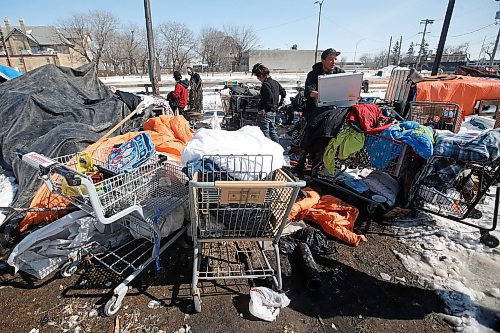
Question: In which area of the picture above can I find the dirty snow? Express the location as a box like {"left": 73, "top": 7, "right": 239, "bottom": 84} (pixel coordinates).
{"left": 0, "top": 172, "right": 17, "bottom": 226}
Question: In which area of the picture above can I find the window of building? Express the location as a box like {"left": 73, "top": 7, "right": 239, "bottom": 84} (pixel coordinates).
{"left": 46, "top": 57, "right": 51, "bottom": 64}
{"left": 31, "top": 46, "right": 40, "bottom": 54}
{"left": 18, "top": 57, "right": 23, "bottom": 65}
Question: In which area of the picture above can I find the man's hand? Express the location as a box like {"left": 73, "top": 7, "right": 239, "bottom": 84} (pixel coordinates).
{"left": 310, "top": 91, "right": 319, "bottom": 98}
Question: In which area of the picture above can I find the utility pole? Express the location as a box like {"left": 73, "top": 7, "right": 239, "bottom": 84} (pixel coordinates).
{"left": 397, "top": 35, "right": 403, "bottom": 65}
{"left": 432, "top": 0, "right": 455, "bottom": 75}
{"left": 490, "top": 25, "right": 500, "bottom": 67}
{"left": 314, "top": 0, "right": 325, "bottom": 63}
{"left": 0, "top": 28, "right": 12, "bottom": 67}
{"left": 416, "top": 19, "right": 434, "bottom": 71}
{"left": 144, "top": 0, "right": 159, "bottom": 96}
{"left": 386, "top": 36, "right": 392, "bottom": 66}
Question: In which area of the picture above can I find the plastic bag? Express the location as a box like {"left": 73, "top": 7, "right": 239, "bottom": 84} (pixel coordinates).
{"left": 248, "top": 287, "right": 290, "bottom": 322}
{"left": 210, "top": 112, "right": 221, "bottom": 130}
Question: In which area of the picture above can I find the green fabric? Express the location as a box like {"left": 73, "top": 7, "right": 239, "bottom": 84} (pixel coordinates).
{"left": 323, "top": 128, "right": 365, "bottom": 174}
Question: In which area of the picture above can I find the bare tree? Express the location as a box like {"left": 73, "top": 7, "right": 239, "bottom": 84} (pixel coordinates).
{"left": 59, "top": 10, "right": 118, "bottom": 70}
{"left": 373, "top": 50, "right": 388, "bottom": 69}
{"left": 157, "top": 21, "right": 196, "bottom": 71}
{"left": 444, "top": 43, "right": 469, "bottom": 54}
{"left": 223, "top": 25, "right": 259, "bottom": 69}
{"left": 121, "top": 24, "right": 146, "bottom": 74}
{"left": 198, "top": 27, "right": 229, "bottom": 71}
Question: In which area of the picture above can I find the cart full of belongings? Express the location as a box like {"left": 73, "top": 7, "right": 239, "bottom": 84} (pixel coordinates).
{"left": 296, "top": 99, "right": 499, "bottom": 247}
{"left": 219, "top": 82, "right": 261, "bottom": 130}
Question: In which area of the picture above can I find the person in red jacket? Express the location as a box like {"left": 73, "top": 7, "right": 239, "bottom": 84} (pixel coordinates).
{"left": 167, "top": 70, "right": 189, "bottom": 115}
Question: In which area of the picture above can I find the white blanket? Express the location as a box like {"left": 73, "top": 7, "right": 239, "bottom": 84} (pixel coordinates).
{"left": 181, "top": 126, "right": 285, "bottom": 180}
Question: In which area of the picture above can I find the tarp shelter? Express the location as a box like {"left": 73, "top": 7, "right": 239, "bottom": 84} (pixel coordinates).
{"left": 416, "top": 76, "right": 500, "bottom": 116}
{"left": 0, "top": 63, "right": 132, "bottom": 232}
{"left": 0, "top": 65, "right": 21, "bottom": 83}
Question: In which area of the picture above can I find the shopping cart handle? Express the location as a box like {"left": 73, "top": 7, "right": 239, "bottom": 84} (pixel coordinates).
{"left": 214, "top": 180, "right": 287, "bottom": 188}
{"left": 54, "top": 166, "right": 82, "bottom": 187}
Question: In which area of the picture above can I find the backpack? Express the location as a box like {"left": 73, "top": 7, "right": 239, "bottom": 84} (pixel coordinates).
{"left": 107, "top": 133, "right": 156, "bottom": 172}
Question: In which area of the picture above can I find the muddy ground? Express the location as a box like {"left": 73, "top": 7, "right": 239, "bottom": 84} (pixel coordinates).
{"left": 0, "top": 217, "right": 453, "bottom": 333}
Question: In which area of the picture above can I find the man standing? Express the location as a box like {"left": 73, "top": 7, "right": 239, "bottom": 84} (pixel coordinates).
{"left": 167, "top": 70, "right": 189, "bottom": 115}
{"left": 187, "top": 66, "right": 203, "bottom": 113}
{"left": 252, "top": 63, "right": 286, "bottom": 143}
{"left": 304, "top": 48, "right": 345, "bottom": 119}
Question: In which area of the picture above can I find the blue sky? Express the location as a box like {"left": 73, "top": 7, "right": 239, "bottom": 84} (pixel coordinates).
{"left": 2, "top": 0, "right": 499, "bottom": 60}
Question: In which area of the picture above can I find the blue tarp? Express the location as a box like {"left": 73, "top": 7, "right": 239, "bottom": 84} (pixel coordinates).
{"left": 0, "top": 65, "right": 21, "bottom": 81}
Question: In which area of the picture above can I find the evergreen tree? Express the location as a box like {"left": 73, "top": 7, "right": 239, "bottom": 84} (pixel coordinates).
{"left": 404, "top": 42, "right": 415, "bottom": 63}
{"left": 390, "top": 41, "right": 400, "bottom": 65}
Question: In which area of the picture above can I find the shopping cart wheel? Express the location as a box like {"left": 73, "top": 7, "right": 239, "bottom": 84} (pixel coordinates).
{"left": 60, "top": 261, "right": 78, "bottom": 277}
{"left": 104, "top": 296, "right": 122, "bottom": 316}
{"left": 193, "top": 295, "right": 202, "bottom": 313}
{"left": 479, "top": 231, "right": 499, "bottom": 248}
{"left": 366, "top": 204, "right": 377, "bottom": 215}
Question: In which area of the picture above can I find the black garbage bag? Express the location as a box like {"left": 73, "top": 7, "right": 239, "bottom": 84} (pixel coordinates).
{"left": 0, "top": 63, "right": 132, "bottom": 232}
{"left": 279, "top": 226, "right": 336, "bottom": 255}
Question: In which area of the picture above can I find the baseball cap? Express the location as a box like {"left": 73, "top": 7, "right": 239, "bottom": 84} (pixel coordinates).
{"left": 321, "top": 48, "right": 341, "bottom": 59}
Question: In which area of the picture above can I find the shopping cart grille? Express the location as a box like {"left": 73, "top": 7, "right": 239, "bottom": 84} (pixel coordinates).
{"left": 197, "top": 241, "right": 274, "bottom": 280}
{"left": 409, "top": 101, "right": 462, "bottom": 133}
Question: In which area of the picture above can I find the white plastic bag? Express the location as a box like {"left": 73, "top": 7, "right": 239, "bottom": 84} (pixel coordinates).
{"left": 248, "top": 287, "right": 290, "bottom": 322}
{"left": 210, "top": 112, "right": 221, "bottom": 130}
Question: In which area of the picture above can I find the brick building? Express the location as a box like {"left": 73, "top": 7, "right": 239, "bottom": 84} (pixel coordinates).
{"left": 0, "top": 18, "right": 89, "bottom": 73}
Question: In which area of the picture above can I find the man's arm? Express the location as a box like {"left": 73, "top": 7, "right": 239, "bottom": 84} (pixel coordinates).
{"left": 304, "top": 71, "right": 317, "bottom": 100}
{"left": 278, "top": 82, "right": 286, "bottom": 106}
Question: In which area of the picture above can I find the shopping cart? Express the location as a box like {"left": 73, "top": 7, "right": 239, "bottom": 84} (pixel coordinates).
{"left": 312, "top": 133, "right": 411, "bottom": 214}
{"left": 410, "top": 155, "right": 500, "bottom": 247}
{"left": 188, "top": 155, "right": 305, "bottom": 312}
{"left": 21, "top": 147, "right": 189, "bottom": 315}
{"left": 408, "top": 101, "right": 462, "bottom": 133}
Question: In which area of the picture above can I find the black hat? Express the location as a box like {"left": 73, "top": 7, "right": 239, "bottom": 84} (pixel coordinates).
{"left": 321, "top": 48, "right": 341, "bottom": 59}
{"left": 173, "top": 71, "right": 182, "bottom": 80}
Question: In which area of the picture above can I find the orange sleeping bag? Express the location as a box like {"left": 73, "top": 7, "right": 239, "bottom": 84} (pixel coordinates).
{"left": 16, "top": 115, "right": 194, "bottom": 233}
{"left": 289, "top": 188, "right": 366, "bottom": 246}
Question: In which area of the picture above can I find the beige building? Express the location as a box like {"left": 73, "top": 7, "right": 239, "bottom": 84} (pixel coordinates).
{"left": 0, "top": 18, "right": 89, "bottom": 73}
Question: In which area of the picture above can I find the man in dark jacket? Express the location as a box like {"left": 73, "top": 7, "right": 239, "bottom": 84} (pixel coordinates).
{"left": 304, "top": 48, "right": 345, "bottom": 119}
{"left": 252, "top": 63, "right": 286, "bottom": 143}
{"left": 187, "top": 66, "right": 203, "bottom": 113}
{"left": 167, "top": 70, "right": 189, "bottom": 115}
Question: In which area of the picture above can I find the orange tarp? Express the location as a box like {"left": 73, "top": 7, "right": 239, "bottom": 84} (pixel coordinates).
{"left": 416, "top": 76, "right": 500, "bottom": 116}
{"left": 289, "top": 188, "right": 366, "bottom": 246}
{"left": 16, "top": 115, "right": 194, "bottom": 233}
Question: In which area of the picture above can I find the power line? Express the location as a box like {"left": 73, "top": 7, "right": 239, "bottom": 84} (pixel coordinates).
{"left": 255, "top": 15, "right": 316, "bottom": 32}
{"left": 447, "top": 22, "right": 496, "bottom": 38}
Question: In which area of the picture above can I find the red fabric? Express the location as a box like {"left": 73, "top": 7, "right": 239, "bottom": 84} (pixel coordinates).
{"left": 347, "top": 104, "right": 392, "bottom": 134}
{"left": 289, "top": 188, "right": 366, "bottom": 246}
{"left": 173, "top": 82, "right": 188, "bottom": 108}
{"left": 416, "top": 76, "right": 500, "bottom": 118}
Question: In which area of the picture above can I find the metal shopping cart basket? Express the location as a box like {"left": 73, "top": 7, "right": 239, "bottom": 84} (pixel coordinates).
{"left": 408, "top": 101, "right": 462, "bottom": 133}
{"left": 188, "top": 155, "right": 305, "bottom": 312}
{"left": 410, "top": 155, "right": 500, "bottom": 247}
{"left": 21, "top": 147, "right": 189, "bottom": 315}
{"left": 312, "top": 133, "right": 411, "bottom": 214}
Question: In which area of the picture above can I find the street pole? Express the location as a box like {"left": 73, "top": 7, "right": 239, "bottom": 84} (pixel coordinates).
{"left": 490, "top": 24, "right": 500, "bottom": 67}
{"left": 144, "top": 0, "right": 159, "bottom": 96}
{"left": 397, "top": 35, "right": 403, "bottom": 65}
{"left": 353, "top": 38, "right": 365, "bottom": 72}
{"left": 432, "top": 0, "right": 455, "bottom": 75}
{"left": 416, "top": 19, "right": 434, "bottom": 71}
{"left": 0, "top": 28, "right": 12, "bottom": 67}
{"left": 314, "top": 0, "right": 325, "bottom": 64}
{"left": 387, "top": 36, "right": 392, "bottom": 66}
